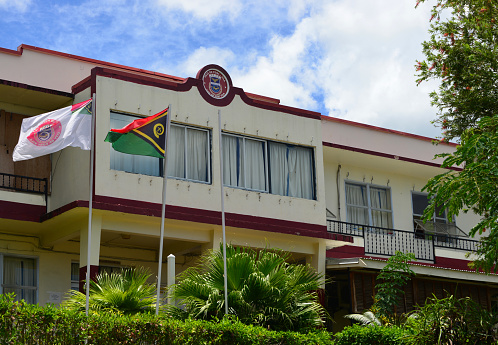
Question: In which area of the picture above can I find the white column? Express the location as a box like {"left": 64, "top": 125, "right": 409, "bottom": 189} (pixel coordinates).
{"left": 167, "top": 254, "right": 175, "bottom": 305}
{"left": 79, "top": 215, "right": 102, "bottom": 291}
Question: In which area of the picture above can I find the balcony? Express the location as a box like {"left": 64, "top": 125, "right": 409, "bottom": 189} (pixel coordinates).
{"left": 0, "top": 172, "right": 48, "bottom": 200}
{"left": 327, "top": 219, "right": 479, "bottom": 263}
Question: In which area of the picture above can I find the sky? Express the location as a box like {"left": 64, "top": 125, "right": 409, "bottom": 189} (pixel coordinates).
{"left": 0, "top": 0, "right": 443, "bottom": 138}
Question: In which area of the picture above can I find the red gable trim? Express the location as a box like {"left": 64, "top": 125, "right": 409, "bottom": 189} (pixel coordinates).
{"left": 73, "top": 67, "right": 322, "bottom": 121}
{"left": 323, "top": 141, "right": 463, "bottom": 171}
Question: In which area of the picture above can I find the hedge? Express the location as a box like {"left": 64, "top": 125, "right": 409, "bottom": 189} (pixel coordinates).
{"left": 0, "top": 294, "right": 334, "bottom": 345}
{"left": 333, "top": 324, "right": 409, "bottom": 345}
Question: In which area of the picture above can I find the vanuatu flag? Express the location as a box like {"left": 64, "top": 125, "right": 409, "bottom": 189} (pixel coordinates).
{"left": 105, "top": 108, "right": 168, "bottom": 158}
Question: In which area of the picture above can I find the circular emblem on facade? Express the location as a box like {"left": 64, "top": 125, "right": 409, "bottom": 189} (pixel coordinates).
{"left": 202, "top": 68, "right": 230, "bottom": 100}
{"left": 27, "top": 119, "right": 62, "bottom": 146}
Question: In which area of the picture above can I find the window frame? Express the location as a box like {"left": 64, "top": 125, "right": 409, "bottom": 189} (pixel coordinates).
{"left": 221, "top": 132, "right": 269, "bottom": 193}
{"left": 411, "top": 191, "right": 455, "bottom": 227}
{"left": 109, "top": 112, "right": 212, "bottom": 184}
{"left": 221, "top": 132, "right": 316, "bottom": 200}
{"left": 0, "top": 253, "right": 39, "bottom": 304}
{"left": 344, "top": 181, "right": 394, "bottom": 228}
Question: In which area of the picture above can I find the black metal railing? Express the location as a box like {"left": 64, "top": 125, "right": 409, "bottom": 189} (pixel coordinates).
{"left": 0, "top": 172, "right": 48, "bottom": 197}
{"left": 327, "top": 220, "right": 478, "bottom": 262}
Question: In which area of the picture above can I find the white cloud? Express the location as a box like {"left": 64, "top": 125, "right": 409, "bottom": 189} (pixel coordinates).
{"left": 221, "top": 0, "right": 441, "bottom": 137}
{"left": 0, "top": 0, "right": 32, "bottom": 12}
{"left": 155, "top": 0, "right": 242, "bottom": 20}
{"left": 179, "top": 47, "right": 236, "bottom": 76}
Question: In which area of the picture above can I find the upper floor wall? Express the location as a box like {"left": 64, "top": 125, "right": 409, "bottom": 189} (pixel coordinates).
{"left": 44, "top": 65, "right": 327, "bottom": 229}
{"left": 321, "top": 117, "right": 481, "bottom": 241}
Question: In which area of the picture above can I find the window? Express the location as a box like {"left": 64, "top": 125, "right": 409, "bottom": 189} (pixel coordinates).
{"left": 110, "top": 112, "right": 211, "bottom": 183}
{"left": 345, "top": 182, "right": 393, "bottom": 228}
{"left": 411, "top": 192, "right": 459, "bottom": 237}
{"left": 1, "top": 255, "right": 37, "bottom": 303}
{"left": 222, "top": 133, "right": 315, "bottom": 200}
{"left": 70, "top": 262, "right": 79, "bottom": 291}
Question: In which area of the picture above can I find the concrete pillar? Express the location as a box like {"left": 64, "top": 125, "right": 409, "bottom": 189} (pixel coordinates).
{"left": 79, "top": 215, "right": 102, "bottom": 292}
{"left": 167, "top": 254, "right": 175, "bottom": 305}
{"left": 307, "top": 240, "right": 326, "bottom": 289}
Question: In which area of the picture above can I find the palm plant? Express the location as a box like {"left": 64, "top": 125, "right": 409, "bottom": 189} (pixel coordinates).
{"left": 166, "top": 244, "right": 327, "bottom": 332}
{"left": 344, "top": 310, "right": 382, "bottom": 326}
{"left": 62, "top": 267, "right": 157, "bottom": 315}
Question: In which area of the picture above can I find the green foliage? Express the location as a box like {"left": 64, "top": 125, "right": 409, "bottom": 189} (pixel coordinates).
{"left": 0, "top": 293, "right": 334, "bottom": 345}
{"left": 423, "top": 115, "right": 498, "bottom": 272}
{"left": 404, "top": 294, "right": 498, "bottom": 345}
{"left": 334, "top": 324, "right": 409, "bottom": 345}
{"left": 167, "top": 244, "right": 328, "bottom": 332}
{"left": 373, "top": 252, "right": 416, "bottom": 322}
{"left": 416, "top": 0, "right": 498, "bottom": 272}
{"left": 61, "top": 267, "right": 157, "bottom": 315}
{"left": 416, "top": 0, "right": 498, "bottom": 141}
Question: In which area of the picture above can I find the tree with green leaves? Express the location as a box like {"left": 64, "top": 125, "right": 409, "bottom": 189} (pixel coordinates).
{"left": 62, "top": 267, "right": 157, "bottom": 315}
{"left": 416, "top": 0, "right": 498, "bottom": 272}
{"left": 166, "top": 244, "right": 327, "bottom": 332}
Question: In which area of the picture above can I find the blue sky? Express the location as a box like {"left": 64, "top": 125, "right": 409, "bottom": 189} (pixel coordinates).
{"left": 0, "top": 0, "right": 442, "bottom": 137}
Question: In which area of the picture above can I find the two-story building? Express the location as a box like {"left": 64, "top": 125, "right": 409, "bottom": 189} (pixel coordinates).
{"left": 0, "top": 44, "right": 496, "bottom": 329}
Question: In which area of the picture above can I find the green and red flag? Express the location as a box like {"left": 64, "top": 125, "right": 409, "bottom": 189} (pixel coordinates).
{"left": 105, "top": 108, "right": 168, "bottom": 158}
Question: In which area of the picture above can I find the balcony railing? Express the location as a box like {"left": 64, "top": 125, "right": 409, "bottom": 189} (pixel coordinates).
{"left": 327, "top": 219, "right": 479, "bottom": 262}
{"left": 0, "top": 173, "right": 48, "bottom": 199}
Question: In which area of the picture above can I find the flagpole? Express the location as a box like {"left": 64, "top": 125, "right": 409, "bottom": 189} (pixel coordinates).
{"left": 85, "top": 93, "right": 96, "bottom": 316}
{"left": 156, "top": 105, "right": 172, "bottom": 315}
{"left": 218, "top": 110, "right": 229, "bottom": 315}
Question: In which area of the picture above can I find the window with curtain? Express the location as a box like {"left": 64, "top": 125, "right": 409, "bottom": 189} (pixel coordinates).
{"left": 222, "top": 133, "right": 315, "bottom": 200}
{"left": 110, "top": 112, "right": 211, "bottom": 183}
{"left": 1, "top": 255, "right": 37, "bottom": 304}
{"left": 345, "top": 182, "right": 393, "bottom": 228}
{"left": 222, "top": 134, "right": 267, "bottom": 192}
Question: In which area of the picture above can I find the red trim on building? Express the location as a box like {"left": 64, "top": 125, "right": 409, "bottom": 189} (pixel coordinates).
{"left": 321, "top": 115, "right": 458, "bottom": 147}
{"left": 0, "top": 200, "right": 46, "bottom": 222}
{"left": 323, "top": 141, "right": 463, "bottom": 171}
{"left": 327, "top": 245, "right": 479, "bottom": 273}
{"left": 40, "top": 196, "right": 334, "bottom": 240}
{"left": 76, "top": 67, "right": 322, "bottom": 120}
{"left": 0, "top": 46, "right": 22, "bottom": 56}
{"left": 19, "top": 44, "right": 185, "bottom": 83}
{"left": 327, "top": 245, "right": 365, "bottom": 258}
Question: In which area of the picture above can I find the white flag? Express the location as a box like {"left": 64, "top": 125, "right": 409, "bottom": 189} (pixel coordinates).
{"left": 12, "top": 99, "right": 92, "bottom": 161}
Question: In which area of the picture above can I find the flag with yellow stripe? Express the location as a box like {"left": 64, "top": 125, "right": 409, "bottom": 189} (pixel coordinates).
{"left": 104, "top": 108, "right": 168, "bottom": 158}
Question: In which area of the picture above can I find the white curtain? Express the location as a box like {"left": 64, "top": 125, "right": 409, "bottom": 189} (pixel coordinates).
{"left": 186, "top": 128, "right": 208, "bottom": 182}
{"left": 346, "top": 183, "right": 369, "bottom": 225}
{"left": 110, "top": 113, "right": 161, "bottom": 176}
{"left": 166, "top": 125, "right": 185, "bottom": 178}
{"left": 222, "top": 135, "right": 243, "bottom": 187}
{"left": 269, "top": 142, "right": 314, "bottom": 199}
{"left": 370, "top": 187, "right": 392, "bottom": 228}
{"left": 3, "top": 256, "right": 37, "bottom": 303}
{"left": 245, "top": 139, "right": 266, "bottom": 191}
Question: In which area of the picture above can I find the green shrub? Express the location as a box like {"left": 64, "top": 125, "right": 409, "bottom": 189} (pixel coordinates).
{"left": 404, "top": 295, "right": 498, "bottom": 345}
{"left": 334, "top": 324, "right": 409, "bottom": 345}
{"left": 0, "top": 293, "right": 333, "bottom": 345}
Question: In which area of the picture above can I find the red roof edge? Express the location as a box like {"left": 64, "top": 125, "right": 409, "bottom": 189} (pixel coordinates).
{"left": 18, "top": 44, "right": 186, "bottom": 83}
{"left": 0, "top": 46, "right": 22, "bottom": 56}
